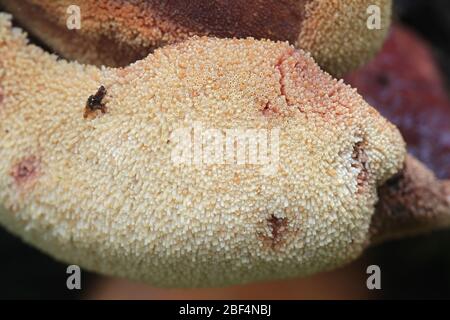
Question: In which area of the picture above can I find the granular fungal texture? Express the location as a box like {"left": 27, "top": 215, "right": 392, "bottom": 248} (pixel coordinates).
{"left": 0, "top": 13, "right": 405, "bottom": 287}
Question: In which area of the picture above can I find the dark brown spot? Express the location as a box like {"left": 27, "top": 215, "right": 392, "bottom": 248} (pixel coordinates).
{"left": 275, "top": 50, "right": 296, "bottom": 107}
{"left": 352, "top": 140, "right": 369, "bottom": 194}
{"left": 84, "top": 85, "right": 107, "bottom": 119}
{"left": 11, "top": 156, "right": 40, "bottom": 187}
{"left": 263, "top": 214, "right": 288, "bottom": 249}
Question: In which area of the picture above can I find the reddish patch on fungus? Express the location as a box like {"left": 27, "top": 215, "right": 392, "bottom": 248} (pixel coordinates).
{"left": 262, "top": 214, "right": 289, "bottom": 249}
{"left": 352, "top": 141, "right": 369, "bottom": 194}
{"left": 11, "top": 156, "right": 41, "bottom": 187}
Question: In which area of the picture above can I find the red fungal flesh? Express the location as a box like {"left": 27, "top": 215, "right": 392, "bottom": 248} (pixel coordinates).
{"left": 275, "top": 50, "right": 296, "bottom": 107}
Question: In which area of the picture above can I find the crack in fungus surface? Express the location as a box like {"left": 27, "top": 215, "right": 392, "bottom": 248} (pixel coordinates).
{"left": 261, "top": 50, "right": 300, "bottom": 117}
{"left": 275, "top": 49, "right": 296, "bottom": 108}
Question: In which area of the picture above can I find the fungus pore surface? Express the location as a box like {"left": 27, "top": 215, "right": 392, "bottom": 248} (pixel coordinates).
{"left": 0, "top": 13, "right": 405, "bottom": 287}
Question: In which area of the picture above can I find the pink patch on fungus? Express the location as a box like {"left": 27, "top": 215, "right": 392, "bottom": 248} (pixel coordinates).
{"left": 11, "top": 156, "right": 41, "bottom": 187}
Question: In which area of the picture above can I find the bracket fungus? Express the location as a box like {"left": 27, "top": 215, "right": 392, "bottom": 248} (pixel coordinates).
{"left": 0, "top": 13, "right": 449, "bottom": 288}
{"left": 0, "top": 0, "right": 391, "bottom": 77}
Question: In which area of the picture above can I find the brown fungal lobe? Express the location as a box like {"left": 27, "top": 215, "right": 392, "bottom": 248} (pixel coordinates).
{"left": 84, "top": 85, "right": 108, "bottom": 119}
{"left": 0, "top": 0, "right": 311, "bottom": 67}
{"left": 155, "top": 0, "right": 310, "bottom": 43}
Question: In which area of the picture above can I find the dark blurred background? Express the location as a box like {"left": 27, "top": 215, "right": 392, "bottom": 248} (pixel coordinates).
{"left": 1, "top": 0, "right": 450, "bottom": 299}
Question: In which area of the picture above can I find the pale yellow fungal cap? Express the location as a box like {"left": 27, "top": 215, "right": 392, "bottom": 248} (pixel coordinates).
{"left": 0, "top": 14, "right": 405, "bottom": 287}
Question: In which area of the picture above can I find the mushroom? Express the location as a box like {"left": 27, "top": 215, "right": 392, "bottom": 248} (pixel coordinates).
{"left": 0, "top": 0, "right": 392, "bottom": 76}
{"left": 0, "top": 13, "right": 448, "bottom": 287}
